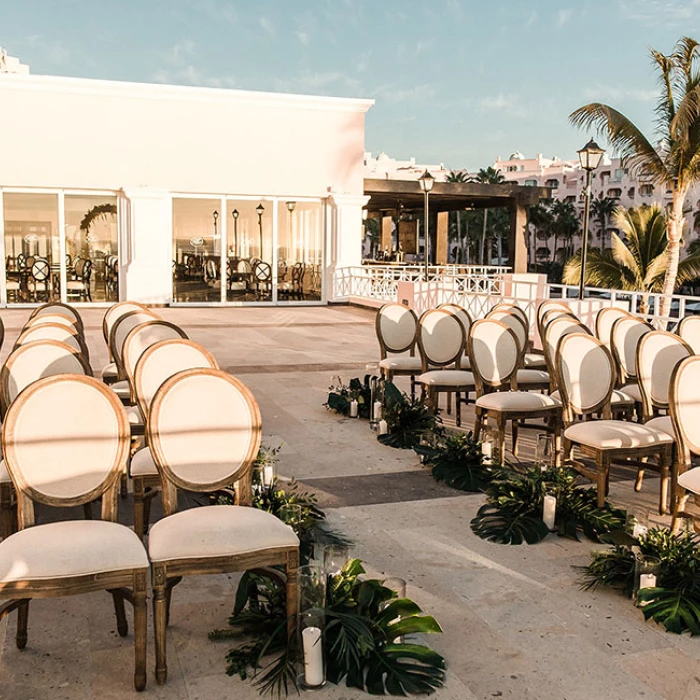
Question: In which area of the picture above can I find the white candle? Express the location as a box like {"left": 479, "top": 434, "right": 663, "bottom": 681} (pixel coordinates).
{"left": 543, "top": 495, "right": 557, "bottom": 530}
{"left": 378, "top": 419, "right": 388, "bottom": 435}
{"left": 639, "top": 573, "right": 656, "bottom": 590}
{"left": 302, "top": 626, "right": 324, "bottom": 687}
{"left": 349, "top": 399, "right": 358, "bottom": 417}
{"left": 262, "top": 465, "right": 274, "bottom": 487}
{"left": 632, "top": 524, "right": 648, "bottom": 539}
{"left": 482, "top": 440, "right": 493, "bottom": 464}
{"left": 373, "top": 401, "right": 383, "bottom": 421}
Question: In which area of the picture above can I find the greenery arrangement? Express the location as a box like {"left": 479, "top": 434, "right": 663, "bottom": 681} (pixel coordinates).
{"left": 211, "top": 558, "right": 447, "bottom": 696}
{"left": 378, "top": 381, "right": 440, "bottom": 449}
{"left": 582, "top": 528, "right": 700, "bottom": 635}
{"left": 470, "top": 466, "right": 626, "bottom": 546}
{"left": 79, "top": 202, "right": 117, "bottom": 232}
{"left": 325, "top": 375, "right": 374, "bottom": 419}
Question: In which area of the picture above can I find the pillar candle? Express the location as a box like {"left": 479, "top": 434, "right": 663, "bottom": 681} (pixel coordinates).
{"left": 378, "top": 419, "right": 388, "bottom": 435}
{"left": 349, "top": 400, "right": 358, "bottom": 418}
{"left": 639, "top": 573, "right": 656, "bottom": 590}
{"left": 482, "top": 440, "right": 493, "bottom": 464}
{"left": 632, "top": 524, "right": 648, "bottom": 539}
{"left": 263, "top": 465, "right": 274, "bottom": 487}
{"left": 543, "top": 495, "right": 556, "bottom": 530}
{"left": 302, "top": 626, "right": 324, "bottom": 687}
{"left": 373, "top": 401, "right": 383, "bottom": 421}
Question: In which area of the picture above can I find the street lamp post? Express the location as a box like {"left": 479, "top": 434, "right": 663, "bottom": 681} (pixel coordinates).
{"left": 256, "top": 203, "right": 265, "bottom": 259}
{"left": 231, "top": 209, "right": 239, "bottom": 256}
{"left": 577, "top": 138, "right": 605, "bottom": 300}
{"left": 419, "top": 169, "right": 435, "bottom": 280}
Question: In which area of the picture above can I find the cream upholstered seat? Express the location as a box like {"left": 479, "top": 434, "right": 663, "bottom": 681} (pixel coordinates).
{"left": 523, "top": 352, "right": 547, "bottom": 369}
{"left": 646, "top": 415, "right": 674, "bottom": 438}
{"left": 595, "top": 306, "right": 630, "bottom": 348}
{"left": 621, "top": 383, "right": 642, "bottom": 402}
{"left": 0, "top": 375, "right": 148, "bottom": 691}
{"left": 515, "top": 368, "right": 550, "bottom": 387}
{"left": 557, "top": 332, "right": 673, "bottom": 513}
{"left": 551, "top": 388, "right": 635, "bottom": 407}
{"left": 145, "top": 368, "right": 299, "bottom": 686}
{"left": 677, "top": 315, "right": 700, "bottom": 354}
{"left": 376, "top": 303, "right": 420, "bottom": 396}
{"left": 149, "top": 505, "right": 299, "bottom": 562}
{"left": 129, "top": 339, "right": 219, "bottom": 537}
{"left": 416, "top": 309, "right": 475, "bottom": 426}
{"left": 471, "top": 318, "right": 561, "bottom": 460}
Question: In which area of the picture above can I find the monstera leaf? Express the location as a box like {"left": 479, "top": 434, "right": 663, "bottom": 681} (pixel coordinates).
{"left": 471, "top": 503, "right": 549, "bottom": 545}
{"left": 637, "top": 587, "right": 700, "bottom": 635}
{"left": 362, "top": 644, "right": 447, "bottom": 696}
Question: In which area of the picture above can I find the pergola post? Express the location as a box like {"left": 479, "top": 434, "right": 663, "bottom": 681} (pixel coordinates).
{"left": 508, "top": 200, "right": 529, "bottom": 273}
{"left": 381, "top": 215, "right": 393, "bottom": 253}
{"left": 436, "top": 211, "right": 449, "bottom": 265}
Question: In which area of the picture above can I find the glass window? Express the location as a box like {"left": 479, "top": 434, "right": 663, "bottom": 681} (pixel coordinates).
{"left": 173, "top": 198, "right": 222, "bottom": 303}
{"left": 277, "top": 200, "right": 323, "bottom": 301}
{"left": 3, "top": 192, "right": 61, "bottom": 304}
{"left": 64, "top": 194, "right": 118, "bottom": 302}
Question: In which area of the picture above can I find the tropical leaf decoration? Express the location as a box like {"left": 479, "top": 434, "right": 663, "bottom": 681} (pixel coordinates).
{"left": 326, "top": 375, "right": 376, "bottom": 419}
{"left": 636, "top": 587, "right": 700, "bottom": 635}
{"left": 378, "top": 382, "right": 440, "bottom": 449}
{"left": 79, "top": 202, "right": 117, "bottom": 233}
{"left": 471, "top": 504, "right": 550, "bottom": 545}
{"left": 579, "top": 546, "right": 636, "bottom": 596}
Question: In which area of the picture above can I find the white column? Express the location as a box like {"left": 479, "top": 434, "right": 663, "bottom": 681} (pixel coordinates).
{"left": 121, "top": 189, "right": 173, "bottom": 303}
{"left": 328, "top": 193, "right": 369, "bottom": 302}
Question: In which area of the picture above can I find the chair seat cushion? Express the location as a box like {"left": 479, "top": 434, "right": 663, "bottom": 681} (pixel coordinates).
{"left": 148, "top": 505, "right": 299, "bottom": 563}
{"left": 65, "top": 281, "right": 86, "bottom": 291}
{"left": 417, "top": 369, "right": 475, "bottom": 388}
{"left": 564, "top": 419, "right": 674, "bottom": 450}
{"left": 130, "top": 447, "right": 158, "bottom": 477}
{"left": 126, "top": 405, "right": 143, "bottom": 427}
{"left": 379, "top": 356, "right": 423, "bottom": 372}
{"left": 0, "top": 459, "right": 8, "bottom": 484}
{"left": 523, "top": 352, "right": 546, "bottom": 369}
{"left": 0, "top": 520, "right": 148, "bottom": 583}
{"left": 229, "top": 282, "right": 246, "bottom": 292}
{"left": 476, "top": 391, "right": 561, "bottom": 412}
{"left": 645, "top": 415, "right": 675, "bottom": 438}
{"left": 111, "top": 380, "right": 130, "bottom": 399}
{"left": 622, "top": 383, "right": 642, "bottom": 402}
{"left": 678, "top": 467, "right": 700, "bottom": 495}
{"left": 101, "top": 362, "right": 118, "bottom": 380}
{"left": 551, "top": 389, "right": 635, "bottom": 406}
{"left": 516, "top": 369, "right": 550, "bottom": 385}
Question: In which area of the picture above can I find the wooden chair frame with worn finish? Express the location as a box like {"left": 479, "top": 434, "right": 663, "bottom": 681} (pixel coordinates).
{"left": 469, "top": 319, "right": 562, "bottom": 461}
{"left": 556, "top": 333, "right": 673, "bottom": 512}
{"left": 376, "top": 303, "right": 420, "bottom": 397}
{"left": 14, "top": 322, "right": 90, "bottom": 362}
{"left": 22, "top": 312, "right": 84, "bottom": 338}
{"left": 595, "top": 306, "right": 631, "bottom": 348}
{"left": 109, "top": 309, "right": 160, "bottom": 383}
{"left": 677, "top": 315, "right": 700, "bottom": 354}
{"left": 541, "top": 315, "right": 590, "bottom": 393}
{"left": 0, "top": 375, "right": 148, "bottom": 690}
{"left": 130, "top": 339, "right": 219, "bottom": 538}
{"left": 609, "top": 315, "right": 654, "bottom": 387}
{"left": 146, "top": 368, "right": 299, "bottom": 685}
{"left": 28, "top": 302, "right": 84, "bottom": 334}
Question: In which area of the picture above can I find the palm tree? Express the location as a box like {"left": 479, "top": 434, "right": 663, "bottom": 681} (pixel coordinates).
{"left": 570, "top": 36, "right": 700, "bottom": 318}
{"left": 590, "top": 196, "right": 616, "bottom": 246}
{"left": 472, "top": 166, "right": 506, "bottom": 264}
{"left": 446, "top": 170, "right": 469, "bottom": 262}
{"left": 550, "top": 200, "right": 580, "bottom": 260}
{"left": 562, "top": 204, "right": 700, "bottom": 313}
{"left": 528, "top": 201, "right": 554, "bottom": 265}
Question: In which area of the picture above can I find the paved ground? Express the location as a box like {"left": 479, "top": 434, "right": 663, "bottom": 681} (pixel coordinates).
{"left": 0, "top": 305, "right": 698, "bottom": 700}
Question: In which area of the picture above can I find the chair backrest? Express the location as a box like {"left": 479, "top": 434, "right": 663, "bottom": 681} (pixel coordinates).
{"left": 489, "top": 303, "right": 529, "bottom": 330}
{"left": 110, "top": 310, "right": 159, "bottom": 376}
{"left": 468, "top": 319, "right": 520, "bottom": 392}
{"left": 24, "top": 312, "right": 83, "bottom": 336}
{"left": 543, "top": 316, "right": 589, "bottom": 389}
{"left": 636, "top": 330, "right": 692, "bottom": 420}
{"left": 31, "top": 259, "right": 50, "bottom": 282}
{"left": 15, "top": 322, "right": 88, "bottom": 359}
{"left": 595, "top": 306, "right": 631, "bottom": 347}
{"left": 2, "top": 374, "right": 130, "bottom": 527}
{"left": 670, "top": 355, "right": 700, "bottom": 463}
{"left": 102, "top": 301, "right": 156, "bottom": 352}
{"left": 536, "top": 300, "right": 571, "bottom": 327}
{"left": 487, "top": 310, "right": 528, "bottom": 363}
{"left": 122, "top": 320, "right": 188, "bottom": 392}
{"left": 417, "top": 309, "right": 465, "bottom": 368}
{"left": 437, "top": 304, "right": 472, "bottom": 344}
{"left": 537, "top": 305, "right": 576, "bottom": 347}
{"left": 147, "top": 368, "right": 261, "bottom": 512}
{"left": 556, "top": 332, "right": 615, "bottom": 422}
{"left": 376, "top": 303, "right": 418, "bottom": 356}
{"left": 133, "top": 338, "right": 219, "bottom": 420}
{"left": 610, "top": 315, "right": 653, "bottom": 383}
{"left": 0, "top": 339, "right": 92, "bottom": 417}
{"left": 678, "top": 315, "right": 700, "bottom": 354}
{"left": 29, "top": 302, "right": 84, "bottom": 332}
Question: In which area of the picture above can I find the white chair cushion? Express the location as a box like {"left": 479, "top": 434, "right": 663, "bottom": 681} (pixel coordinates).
{"left": 417, "top": 369, "right": 475, "bottom": 388}
{"left": 564, "top": 419, "right": 674, "bottom": 450}
{"left": 622, "top": 383, "right": 642, "bottom": 402}
{"left": 0, "top": 459, "right": 8, "bottom": 484}
{"left": 130, "top": 447, "right": 158, "bottom": 477}
{"left": 148, "top": 505, "right": 299, "bottom": 562}
{"left": 111, "top": 380, "right": 130, "bottom": 399}
{"left": 229, "top": 282, "right": 246, "bottom": 292}
{"left": 645, "top": 415, "right": 675, "bottom": 438}
{"left": 101, "top": 362, "right": 118, "bottom": 379}
{"left": 126, "top": 405, "right": 143, "bottom": 426}
{"left": 516, "top": 369, "right": 550, "bottom": 385}
{"left": 0, "top": 520, "right": 148, "bottom": 583}
{"left": 523, "top": 352, "right": 546, "bottom": 369}
{"left": 551, "top": 389, "right": 635, "bottom": 406}
{"left": 678, "top": 467, "right": 700, "bottom": 495}
{"left": 476, "top": 391, "right": 561, "bottom": 412}
{"left": 379, "top": 356, "right": 423, "bottom": 372}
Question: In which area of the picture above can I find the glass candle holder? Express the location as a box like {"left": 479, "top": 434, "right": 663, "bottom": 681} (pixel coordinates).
{"left": 634, "top": 554, "right": 661, "bottom": 603}
{"left": 481, "top": 428, "right": 497, "bottom": 465}
{"left": 297, "top": 565, "right": 327, "bottom": 689}
{"left": 278, "top": 504, "right": 303, "bottom": 531}
{"left": 323, "top": 544, "right": 351, "bottom": 577}
{"left": 536, "top": 433, "right": 555, "bottom": 470}
{"left": 254, "top": 461, "right": 276, "bottom": 491}
{"left": 625, "top": 511, "right": 649, "bottom": 541}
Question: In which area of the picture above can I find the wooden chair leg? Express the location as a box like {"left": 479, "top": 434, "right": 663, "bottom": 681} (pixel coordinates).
{"left": 595, "top": 451, "right": 608, "bottom": 509}
{"left": 133, "top": 573, "right": 148, "bottom": 691}
{"left": 0, "top": 483, "right": 15, "bottom": 540}
{"left": 133, "top": 478, "right": 145, "bottom": 540}
{"left": 110, "top": 589, "right": 129, "bottom": 637}
{"left": 285, "top": 549, "right": 300, "bottom": 641}
{"left": 473, "top": 407, "right": 484, "bottom": 442}
{"left": 82, "top": 502, "right": 93, "bottom": 520}
{"left": 456, "top": 392, "right": 461, "bottom": 427}
{"left": 165, "top": 576, "right": 183, "bottom": 627}
{"left": 120, "top": 473, "right": 128, "bottom": 500}
{"left": 152, "top": 567, "right": 168, "bottom": 685}
{"left": 497, "top": 418, "right": 507, "bottom": 465}
{"left": 446, "top": 392, "right": 452, "bottom": 416}
{"left": 16, "top": 599, "right": 29, "bottom": 650}
{"left": 511, "top": 419, "right": 519, "bottom": 456}
{"left": 659, "top": 450, "right": 670, "bottom": 516}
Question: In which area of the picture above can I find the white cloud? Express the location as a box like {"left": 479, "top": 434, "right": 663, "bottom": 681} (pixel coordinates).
{"left": 274, "top": 71, "right": 361, "bottom": 94}
{"left": 582, "top": 85, "right": 658, "bottom": 103}
{"left": 525, "top": 9, "right": 537, "bottom": 28}
{"left": 153, "top": 66, "right": 237, "bottom": 89}
{"left": 619, "top": 0, "right": 700, "bottom": 26}
{"left": 159, "top": 39, "right": 196, "bottom": 66}
{"left": 557, "top": 8, "right": 573, "bottom": 27}
{"left": 375, "top": 83, "right": 435, "bottom": 104}
{"left": 260, "top": 16, "right": 276, "bottom": 37}
{"left": 296, "top": 30, "right": 310, "bottom": 46}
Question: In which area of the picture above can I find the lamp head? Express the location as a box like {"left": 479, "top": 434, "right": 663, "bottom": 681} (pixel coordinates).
{"left": 256, "top": 203, "right": 265, "bottom": 217}
{"left": 286, "top": 201, "right": 296, "bottom": 213}
{"left": 232, "top": 209, "right": 239, "bottom": 220}
{"left": 578, "top": 138, "right": 605, "bottom": 171}
{"left": 419, "top": 169, "right": 435, "bottom": 192}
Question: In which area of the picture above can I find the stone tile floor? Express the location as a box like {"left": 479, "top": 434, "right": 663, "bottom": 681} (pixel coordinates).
{"left": 0, "top": 304, "right": 698, "bottom": 699}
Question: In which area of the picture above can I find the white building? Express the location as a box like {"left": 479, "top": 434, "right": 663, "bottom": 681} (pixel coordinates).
{"left": 0, "top": 53, "right": 373, "bottom": 307}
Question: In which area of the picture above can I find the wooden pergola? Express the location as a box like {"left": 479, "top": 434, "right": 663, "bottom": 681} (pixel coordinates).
{"left": 364, "top": 178, "right": 552, "bottom": 272}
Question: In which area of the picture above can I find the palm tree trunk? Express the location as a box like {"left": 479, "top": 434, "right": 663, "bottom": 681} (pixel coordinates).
{"left": 481, "top": 209, "right": 489, "bottom": 265}
{"left": 660, "top": 189, "right": 687, "bottom": 320}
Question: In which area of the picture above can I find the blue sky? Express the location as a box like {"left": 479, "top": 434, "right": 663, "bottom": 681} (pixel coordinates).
{"left": 2, "top": 0, "right": 699, "bottom": 171}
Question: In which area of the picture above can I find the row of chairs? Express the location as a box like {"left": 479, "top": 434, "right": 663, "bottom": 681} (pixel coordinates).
{"left": 0, "top": 301, "right": 300, "bottom": 690}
